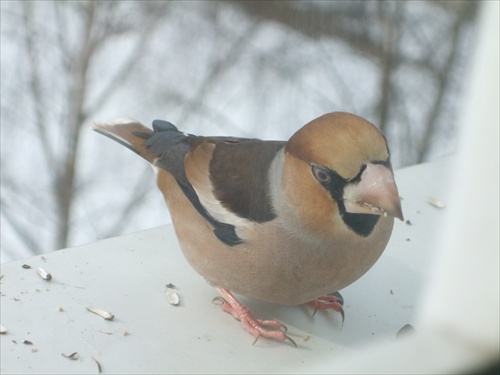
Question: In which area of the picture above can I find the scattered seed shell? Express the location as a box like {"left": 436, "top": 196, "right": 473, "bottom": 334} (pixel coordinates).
{"left": 23, "top": 340, "right": 33, "bottom": 345}
{"left": 91, "top": 356, "right": 102, "bottom": 373}
{"left": 123, "top": 331, "right": 130, "bottom": 337}
{"left": 62, "top": 352, "right": 79, "bottom": 360}
{"left": 0, "top": 325, "right": 7, "bottom": 334}
{"left": 86, "top": 306, "right": 114, "bottom": 320}
{"left": 427, "top": 196, "right": 445, "bottom": 209}
{"left": 22, "top": 264, "right": 31, "bottom": 269}
{"left": 37, "top": 267, "right": 52, "bottom": 281}
{"left": 165, "top": 287, "right": 180, "bottom": 305}
{"left": 31, "top": 348, "right": 38, "bottom": 353}
{"left": 99, "top": 329, "right": 113, "bottom": 335}
{"left": 302, "top": 335, "right": 311, "bottom": 342}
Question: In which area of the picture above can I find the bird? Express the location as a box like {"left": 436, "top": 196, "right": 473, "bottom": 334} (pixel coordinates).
{"left": 92, "top": 112, "right": 403, "bottom": 346}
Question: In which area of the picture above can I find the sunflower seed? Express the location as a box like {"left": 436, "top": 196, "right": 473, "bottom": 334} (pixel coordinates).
{"left": 37, "top": 267, "right": 52, "bottom": 281}
{"left": 165, "top": 287, "right": 179, "bottom": 305}
{"left": 62, "top": 352, "right": 79, "bottom": 360}
{"left": 427, "top": 196, "right": 445, "bottom": 209}
{"left": 86, "top": 307, "right": 114, "bottom": 320}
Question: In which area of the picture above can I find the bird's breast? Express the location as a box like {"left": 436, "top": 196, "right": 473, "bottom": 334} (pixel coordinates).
{"left": 158, "top": 169, "right": 394, "bottom": 305}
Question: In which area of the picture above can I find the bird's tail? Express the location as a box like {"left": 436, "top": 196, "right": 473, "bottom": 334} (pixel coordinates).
{"left": 91, "top": 118, "right": 157, "bottom": 164}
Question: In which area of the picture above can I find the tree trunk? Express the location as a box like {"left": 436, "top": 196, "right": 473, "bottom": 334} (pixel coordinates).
{"left": 54, "top": 2, "right": 96, "bottom": 250}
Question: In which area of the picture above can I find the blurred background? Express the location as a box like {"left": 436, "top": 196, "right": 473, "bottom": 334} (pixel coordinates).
{"left": 0, "top": 1, "right": 479, "bottom": 262}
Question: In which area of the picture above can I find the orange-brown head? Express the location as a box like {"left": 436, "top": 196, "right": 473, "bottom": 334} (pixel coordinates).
{"left": 283, "top": 112, "right": 403, "bottom": 238}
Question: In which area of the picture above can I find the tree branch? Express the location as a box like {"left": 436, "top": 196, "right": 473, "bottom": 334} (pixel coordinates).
{"left": 21, "top": 2, "right": 56, "bottom": 171}
{"left": 103, "top": 168, "right": 156, "bottom": 237}
{"left": 54, "top": 1, "right": 97, "bottom": 250}
{"left": 224, "top": 0, "right": 384, "bottom": 60}
{"left": 417, "top": 11, "right": 466, "bottom": 162}
{"left": 84, "top": 2, "right": 168, "bottom": 118}
{"left": 0, "top": 199, "right": 40, "bottom": 254}
{"left": 178, "top": 19, "right": 261, "bottom": 125}
{"left": 377, "top": 1, "right": 403, "bottom": 134}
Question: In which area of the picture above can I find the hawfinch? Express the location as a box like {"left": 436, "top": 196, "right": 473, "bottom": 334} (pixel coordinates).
{"left": 92, "top": 112, "right": 403, "bottom": 346}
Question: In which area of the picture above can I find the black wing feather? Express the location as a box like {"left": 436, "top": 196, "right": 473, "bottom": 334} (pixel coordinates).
{"left": 134, "top": 120, "right": 243, "bottom": 246}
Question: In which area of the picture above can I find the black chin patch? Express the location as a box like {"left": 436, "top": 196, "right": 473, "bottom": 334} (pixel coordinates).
{"left": 341, "top": 212, "right": 380, "bottom": 237}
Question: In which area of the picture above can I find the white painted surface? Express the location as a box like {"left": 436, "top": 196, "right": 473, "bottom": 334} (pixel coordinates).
{"left": 0, "top": 158, "right": 452, "bottom": 374}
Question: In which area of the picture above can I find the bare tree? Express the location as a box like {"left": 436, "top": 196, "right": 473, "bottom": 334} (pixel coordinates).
{"left": 1, "top": 1, "right": 168, "bottom": 258}
{"left": 225, "top": 0, "right": 478, "bottom": 163}
{"left": 1, "top": 1, "right": 478, "bottom": 262}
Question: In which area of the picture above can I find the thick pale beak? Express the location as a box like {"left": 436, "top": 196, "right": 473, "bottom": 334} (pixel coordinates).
{"left": 343, "top": 163, "right": 404, "bottom": 221}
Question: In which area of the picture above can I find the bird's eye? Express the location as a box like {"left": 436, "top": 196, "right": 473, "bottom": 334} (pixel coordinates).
{"left": 312, "top": 164, "right": 331, "bottom": 183}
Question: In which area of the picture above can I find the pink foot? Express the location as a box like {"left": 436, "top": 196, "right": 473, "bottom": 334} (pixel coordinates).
{"left": 308, "top": 293, "right": 345, "bottom": 322}
{"left": 213, "top": 286, "right": 296, "bottom": 347}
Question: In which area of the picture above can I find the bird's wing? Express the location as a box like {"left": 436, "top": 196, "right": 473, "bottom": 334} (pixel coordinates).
{"left": 139, "top": 120, "right": 285, "bottom": 246}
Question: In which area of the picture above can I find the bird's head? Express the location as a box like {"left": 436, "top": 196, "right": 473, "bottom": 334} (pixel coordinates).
{"left": 283, "top": 112, "right": 403, "bottom": 237}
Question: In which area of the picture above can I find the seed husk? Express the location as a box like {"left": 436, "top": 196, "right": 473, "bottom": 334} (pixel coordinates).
{"left": 165, "top": 287, "right": 180, "bottom": 306}
{"left": 86, "top": 306, "right": 114, "bottom": 321}
{"left": 37, "top": 267, "right": 52, "bottom": 281}
{"left": 427, "top": 196, "right": 445, "bottom": 209}
{"left": 62, "top": 352, "right": 79, "bottom": 360}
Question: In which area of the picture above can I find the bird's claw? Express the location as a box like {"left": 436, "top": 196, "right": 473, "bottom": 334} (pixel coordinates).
{"left": 308, "top": 293, "right": 345, "bottom": 322}
{"left": 212, "top": 296, "right": 226, "bottom": 305}
{"left": 213, "top": 287, "right": 296, "bottom": 347}
{"left": 252, "top": 331, "right": 297, "bottom": 348}
{"left": 284, "top": 335, "right": 297, "bottom": 348}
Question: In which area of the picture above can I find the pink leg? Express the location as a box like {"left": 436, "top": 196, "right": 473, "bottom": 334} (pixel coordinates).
{"left": 308, "top": 294, "right": 345, "bottom": 322}
{"left": 213, "top": 286, "right": 296, "bottom": 347}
